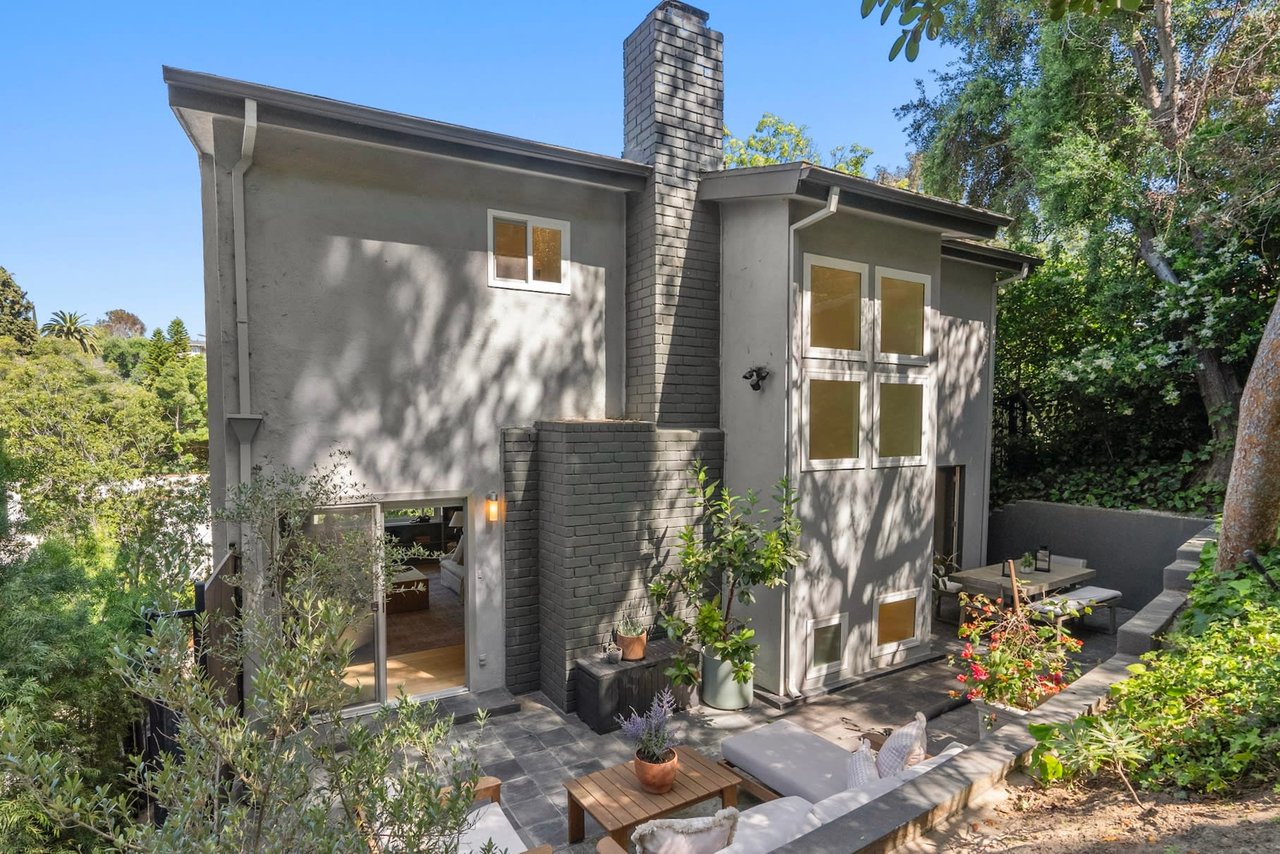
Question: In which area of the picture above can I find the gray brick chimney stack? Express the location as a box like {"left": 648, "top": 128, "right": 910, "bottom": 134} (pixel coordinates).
{"left": 623, "top": 1, "right": 724, "bottom": 426}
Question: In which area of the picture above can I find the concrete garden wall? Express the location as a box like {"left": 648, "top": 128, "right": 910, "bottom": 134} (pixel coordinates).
{"left": 987, "top": 501, "right": 1211, "bottom": 611}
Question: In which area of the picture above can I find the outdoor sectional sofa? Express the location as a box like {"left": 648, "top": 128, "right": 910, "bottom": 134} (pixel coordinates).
{"left": 597, "top": 718, "right": 965, "bottom": 854}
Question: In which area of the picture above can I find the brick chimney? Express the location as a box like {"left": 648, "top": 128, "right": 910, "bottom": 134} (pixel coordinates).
{"left": 623, "top": 1, "right": 724, "bottom": 427}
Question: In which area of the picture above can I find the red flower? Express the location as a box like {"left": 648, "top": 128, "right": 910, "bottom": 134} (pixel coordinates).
{"left": 956, "top": 673, "right": 968, "bottom": 683}
{"left": 971, "top": 664, "right": 989, "bottom": 681}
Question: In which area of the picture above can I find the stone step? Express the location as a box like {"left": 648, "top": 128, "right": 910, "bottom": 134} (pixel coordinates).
{"left": 1176, "top": 527, "right": 1216, "bottom": 564}
{"left": 1163, "top": 558, "right": 1199, "bottom": 592}
{"left": 1117, "top": 589, "right": 1187, "bottom": 657}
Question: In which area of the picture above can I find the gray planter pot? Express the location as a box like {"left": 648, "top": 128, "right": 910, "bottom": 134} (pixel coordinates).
{"left": 701, "top": 652, "right": 752, "bottom": 710}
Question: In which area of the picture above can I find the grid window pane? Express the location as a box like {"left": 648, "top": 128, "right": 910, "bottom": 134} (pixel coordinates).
{"left": 532, "top": 226, "right": 562, "bottom": 283}
{"left": 881, "top": 276, "right": 925, "bottom": 357}
{"left": 810, "top": 379, "right": 860, "bottom": 461}
{"left": 878, "top": 597, "right": 917, "bottom": 646}
{"left": 810, "top": 265, "right": 860, "bottom": 351}
{"left": 493, "top": 219, "right": 527, "bottom": 281}
{"left": 812, "top": 622, "right": 842, "bottom": 668}
{"left": 879, "top": 382, "right": 923, "bottom": 458}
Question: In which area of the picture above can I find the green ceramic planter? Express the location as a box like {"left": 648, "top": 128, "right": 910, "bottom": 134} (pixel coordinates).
{"left": 701, "top": 652, "right": 752, "bottom": 710}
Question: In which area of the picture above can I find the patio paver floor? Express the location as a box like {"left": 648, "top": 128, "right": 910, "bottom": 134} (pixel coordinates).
{"left": 451, "top": 613, "right": 1126, "bottom": 852}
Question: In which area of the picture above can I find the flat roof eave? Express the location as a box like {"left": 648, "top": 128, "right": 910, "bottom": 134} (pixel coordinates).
{"left": 163, "top": 67, "right": 651, "bottom": 192}
{"left": 699, "top": 162, "right": 1013, "bottom": 239}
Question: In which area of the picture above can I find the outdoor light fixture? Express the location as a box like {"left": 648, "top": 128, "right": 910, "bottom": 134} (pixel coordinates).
{"left": 1035, "top": 546, "right": 1052, "bottom": 573}
{"left": 742, "top": 366, "right": 770, "bottom": 391}
{"left": 485, "top": 492, "right": 500, "bottom": 523}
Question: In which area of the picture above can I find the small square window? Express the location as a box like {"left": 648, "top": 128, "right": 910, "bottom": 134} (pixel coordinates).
{"left": 488, "top": 210, "right": 570, "bottom": 294}
{"left": 807, "top": 613, "right": 848, "bottom": 679}
{"left": 493, "top": 219, "right": 528, "bottom": 281}
{"left": 812, "top": 622, "right": 842, "bottom": 668}
{"left": 877, "top": 595, "right": 918, "bottom": 647}
{"left": 809, "top": 378, "right": 861, "bottom": 463}
{"left": 875, "top": 267, "right": 930, "bottom": 364}
{"left": 879, "top": 381, "right": 924, "bottom": 459}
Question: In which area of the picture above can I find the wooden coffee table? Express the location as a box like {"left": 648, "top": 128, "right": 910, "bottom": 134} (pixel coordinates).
{"left": 565, "top": 746, "right": 740, "bottom": 848}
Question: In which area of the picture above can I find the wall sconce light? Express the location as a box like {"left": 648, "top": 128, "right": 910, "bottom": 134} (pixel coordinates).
{"left": 485, "top": 491, "right": 500, "bottom": 523}
{"left": 742, "top": 366, "right": 770, "bottom": 392}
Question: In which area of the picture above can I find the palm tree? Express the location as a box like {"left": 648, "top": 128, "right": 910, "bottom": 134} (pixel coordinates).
{"left": 40, "top": 310, "right": 98, "bottom": 354}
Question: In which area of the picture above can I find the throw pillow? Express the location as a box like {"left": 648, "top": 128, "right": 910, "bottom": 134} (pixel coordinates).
{"left": 632, "top": 807, "right": 739, "bottom": 854}
{"left": 846, "top": 738, "right": 880, "bottom": 789}
{"left": 875, "top": 712, "right": 928, "bottom": 778}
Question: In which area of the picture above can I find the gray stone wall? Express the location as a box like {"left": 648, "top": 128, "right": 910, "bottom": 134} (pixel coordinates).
{"left": 622, "top": 1, "right": 724, "bottom": 427}
{"left": 987, "top": 500, "right": 1211, "bottom": 610}
{"left": 502, "top": 427, "right": 540, "bottom": 695}
{"left": 529, "top": 420, "right": 723, "bottom": 711}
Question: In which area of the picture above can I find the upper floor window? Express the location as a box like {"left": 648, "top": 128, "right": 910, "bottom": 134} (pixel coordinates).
{"left": 875, "top": 267, "right": 930, "bottom": 364}
{"left": 803, "top": 254, "right": 867, "bottom": 360}
{"left": 488, "top": 210, "right": 570, "bottom": 295}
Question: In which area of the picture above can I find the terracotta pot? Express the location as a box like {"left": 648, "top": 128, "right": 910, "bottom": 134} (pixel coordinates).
{"left": 616, "top": 631, "right": 647, "bottom": 661}
{"left": 633, "top": 748, "right": 678, "bottom": 794}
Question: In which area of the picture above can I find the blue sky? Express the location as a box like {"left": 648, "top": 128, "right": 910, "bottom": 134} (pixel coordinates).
{"left": 0, "top": 1, "right": 955, "bottom": 339}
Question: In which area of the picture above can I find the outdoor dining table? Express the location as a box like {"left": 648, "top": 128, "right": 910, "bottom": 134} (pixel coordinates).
{"left": 949, "top": 560, "right": 1095, "bottom": 600}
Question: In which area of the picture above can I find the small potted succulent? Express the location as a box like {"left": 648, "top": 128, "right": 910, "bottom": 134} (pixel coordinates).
{"left": 617, "top": 687, "right": 679, "bottom": 793}
{"left": 615, "top": 614, "right": 648, "bottom": 661}
{"left": 603, "top": 639, "right": 623, "bottom": 664}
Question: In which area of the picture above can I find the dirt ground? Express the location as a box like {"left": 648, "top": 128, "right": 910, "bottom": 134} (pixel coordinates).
{"left": 903, "top": 772, "right": 1280, "bottom": 853}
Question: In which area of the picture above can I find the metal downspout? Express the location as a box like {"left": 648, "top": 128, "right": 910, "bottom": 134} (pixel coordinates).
{"left": 781, "top": 187, "right": 841, "bottom": 700}
{"left": 229, "top": 100, "right": 262, "bottom": 536}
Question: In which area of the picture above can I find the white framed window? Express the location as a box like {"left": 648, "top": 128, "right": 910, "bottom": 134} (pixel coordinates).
{"left": 487, "top": 210, "right": 571, "bottom": 295}
{"left": 872, "top": 372, "right": 931, "bottom": 468}
{"left": 874, "top": 267, "right": 930, "bottom": 365}
{"left": 802, "top": 368, "right": 868, "bottom": 471}
{"left": 806, "top": 613, "right": 848, "bottom": 679}
{"left": 803, "top": 253, "right": 868, "bottom": 361}
{"left": 873, "top": 588, "right": 924, "bottom": 656}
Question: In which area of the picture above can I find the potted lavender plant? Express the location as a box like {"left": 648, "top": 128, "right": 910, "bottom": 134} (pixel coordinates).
{"left": 617, "top": 687, "right": 679, "bottom": 793}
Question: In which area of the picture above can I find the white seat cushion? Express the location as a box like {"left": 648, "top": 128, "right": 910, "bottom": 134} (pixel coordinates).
{"left": 807, "top": 774, "right": 905, "bottom": 825}
{"left": 458, "top": 800, "right": 526, "bottom": 854}
{"left": 940, "top": 578, "right": 964, "bottom": 593}
{"left": 719, "top": 796, "right": 819, "bottom": 854}
{"left": 1034, "top": 585, "right": 1121, "bottom": 616}
{"left": 721, "top": 719, "right": 850, "bottom": 803}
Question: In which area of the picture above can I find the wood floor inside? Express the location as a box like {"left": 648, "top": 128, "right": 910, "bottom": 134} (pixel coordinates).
{"left": 342, "top": 644, "right": 466, "bottom": 698}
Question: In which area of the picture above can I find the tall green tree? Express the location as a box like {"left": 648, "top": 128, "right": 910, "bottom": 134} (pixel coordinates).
{"left": 39, "top": 311, "right": 98, "bottom": 355}
{"left": 0, "top": 339, "right": 170, "bottom": 530}
{"left": 165, "top": 317, "right": 191, "bottom": 355}
{"left": 895, "top": 0, "right": 1278, "bottom": 486}
{"left": 724, "top": 113, "right": 874, "bottom": 176}
{"left": 138, "top": 327, "right": 175, "bottom": 380}
{"left": 0, "top": 268, "right": 37, "bottom": 355}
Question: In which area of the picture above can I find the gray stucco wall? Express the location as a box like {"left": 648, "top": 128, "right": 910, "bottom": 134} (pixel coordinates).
{"left": 205, "top": 119, "right": 629, "bottom": 695}
{"left": 937, "top": 258, "right": 999, "bottom": 570}
{"left": 988, "top": 501, "right": 1211, "bottom": 609}
{"left": 531, "top": 420, "right": 723, "bottom": 711}
{"left": 718, "top": 201, "right": 1002, "bottom": 697}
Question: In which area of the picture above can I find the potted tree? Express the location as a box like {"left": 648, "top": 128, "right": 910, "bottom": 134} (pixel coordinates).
{"left": 650, "top": 462, "right": 806, "bottom": 711}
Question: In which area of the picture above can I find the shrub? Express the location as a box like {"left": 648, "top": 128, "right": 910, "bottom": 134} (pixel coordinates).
{"left": 1031, "top": 543, "right": 1280, "bottom": 793}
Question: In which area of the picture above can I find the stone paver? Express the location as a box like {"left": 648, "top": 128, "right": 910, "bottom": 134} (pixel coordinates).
{"left": 452, "top": 618, "right": 1123, "bottom": 852}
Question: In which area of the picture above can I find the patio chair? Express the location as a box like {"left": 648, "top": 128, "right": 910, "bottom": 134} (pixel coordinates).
{"left": 358, "top": 776, "right": 551, "bottom": 854}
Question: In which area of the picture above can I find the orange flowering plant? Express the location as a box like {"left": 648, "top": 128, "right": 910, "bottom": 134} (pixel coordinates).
{"left": 950, "top": 592, "right": 1083, "bottom": 710}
